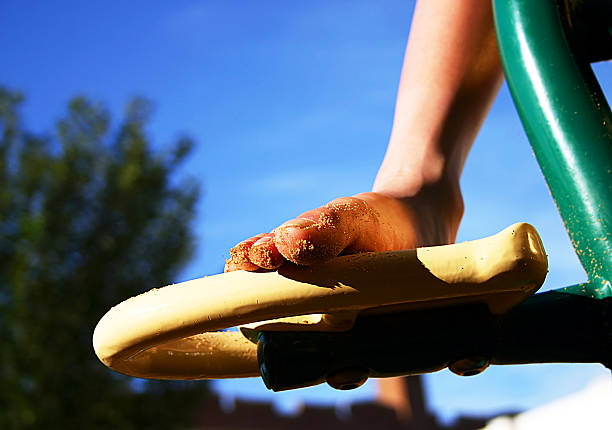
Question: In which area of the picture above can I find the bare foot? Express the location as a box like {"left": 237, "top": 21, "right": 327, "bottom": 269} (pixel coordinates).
{"left": 224, "top": 189, "right": 463, "bottom": 272}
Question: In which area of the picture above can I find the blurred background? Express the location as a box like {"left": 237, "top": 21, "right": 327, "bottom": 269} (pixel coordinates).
{"left": 1, "top": 0, "right": 610, "bottom": 428}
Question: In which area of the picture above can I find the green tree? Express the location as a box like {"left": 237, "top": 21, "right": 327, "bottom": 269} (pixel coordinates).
{"left": 0, "top": 86, "right": 208, "bottom": 428}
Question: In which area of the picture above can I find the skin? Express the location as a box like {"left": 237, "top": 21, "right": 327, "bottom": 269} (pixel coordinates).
{"left": 224, "top": 0, "right": 505, "bottom": 411}
{"left": 225, "top": 0, "right": 504, "bottom": 275}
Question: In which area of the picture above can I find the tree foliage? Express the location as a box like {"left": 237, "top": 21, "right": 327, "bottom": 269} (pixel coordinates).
{"left": 0, "top": 86, "right": 208, "bottom": 428}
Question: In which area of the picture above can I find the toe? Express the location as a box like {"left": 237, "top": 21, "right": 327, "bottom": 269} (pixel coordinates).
{"left": 273, "top": 217, "right": 340, "bottom": 265}
{"left": 273, "top": 197, "right": 376, "bottom": 265}
{"left": 249, "top": 235, "right": 284, "bottom": 269}
{"left": 225, "top": 234, "right": 267, "bottom": 272}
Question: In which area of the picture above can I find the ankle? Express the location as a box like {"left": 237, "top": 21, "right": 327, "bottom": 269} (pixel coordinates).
{"left": 372, "top": 174, "right": 464, "bottom": 246}
{"left": 405, "top": 180, "right": 464, "bottom": 245}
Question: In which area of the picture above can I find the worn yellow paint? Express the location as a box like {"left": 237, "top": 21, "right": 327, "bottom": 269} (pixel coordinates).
{"left": 92, "top": 223, "right": 547, "bottom": 380}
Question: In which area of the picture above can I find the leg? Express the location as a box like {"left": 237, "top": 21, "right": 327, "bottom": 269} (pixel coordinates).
{"left": 225, "top": 0, "right": 503, "bottom": 271}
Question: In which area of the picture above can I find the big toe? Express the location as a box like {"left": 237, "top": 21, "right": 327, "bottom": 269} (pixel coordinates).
{"left": 273, "top": 197, "right": 377, "bottom": 265}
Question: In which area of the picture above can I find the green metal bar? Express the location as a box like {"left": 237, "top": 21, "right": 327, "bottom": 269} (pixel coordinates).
{"left": 492, "top": 0, "right": 612, "bottom": 297}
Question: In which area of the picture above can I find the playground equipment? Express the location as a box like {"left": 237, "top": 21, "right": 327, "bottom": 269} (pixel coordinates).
{"left": 93, "top": 0, "right": 611, "bottom": 391}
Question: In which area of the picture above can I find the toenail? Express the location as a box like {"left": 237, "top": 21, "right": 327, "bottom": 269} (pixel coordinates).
{"left": 253, "top": 236, "right": 272, "bottom": 246}
{"left": 249, "top": 239, "right": 283, "bottom": 269}
{"left": 278, "top": 218, "right": 317, "bottom": 230}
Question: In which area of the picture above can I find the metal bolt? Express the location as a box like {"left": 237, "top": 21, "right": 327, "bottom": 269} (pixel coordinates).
{"left": 449, "top": 356, "right": 490, "bottom": 376}
{"left": 326, "top": 367, "right": 370, "bottom": 390}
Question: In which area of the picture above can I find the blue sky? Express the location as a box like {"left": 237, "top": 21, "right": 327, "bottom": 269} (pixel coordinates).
{"left": 2, "top": 0, "right": 610, "bottom": 423}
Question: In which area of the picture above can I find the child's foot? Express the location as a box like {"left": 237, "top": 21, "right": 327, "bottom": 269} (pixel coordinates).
{"left": 224, "top": 190, "right": 462, "bottom": 272}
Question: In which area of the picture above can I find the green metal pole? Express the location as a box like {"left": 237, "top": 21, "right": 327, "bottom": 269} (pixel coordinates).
{"left": 492, "top": 0, "right": 612, "bottom": 297}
